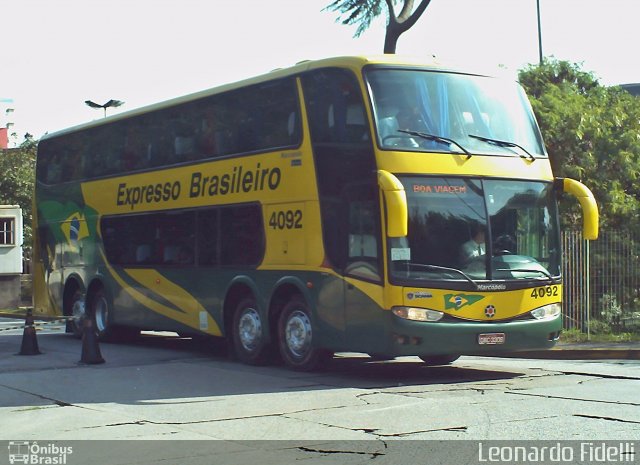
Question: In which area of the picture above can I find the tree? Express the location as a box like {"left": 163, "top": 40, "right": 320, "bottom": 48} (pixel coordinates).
{"left": 519, "top": 59, "right": 640, "bottom": 233}
{"left": 325, "top": 0, "right": 433, "bottom": 53}
{"left": 0, "top": 140, "right": 36, "bottom": 250}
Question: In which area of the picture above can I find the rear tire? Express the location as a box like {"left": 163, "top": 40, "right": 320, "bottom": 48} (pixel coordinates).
{"left": 232, "top": 298, "right": 269, "bottom": 365}
{"left": 87, "top": 287, "right": 115, "bottom": 342}
{"left": 419, "top": 354, "right": 460, "bottom": 366}
{"left": 278, "top": 296, "right": 331, "bottom": 371}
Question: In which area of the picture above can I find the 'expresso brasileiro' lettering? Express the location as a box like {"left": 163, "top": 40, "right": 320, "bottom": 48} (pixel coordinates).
{"left": 117, "top": 181, "right": 180, "bottom": 210}
{"left": 116, "top": 163, "right": 281, "bottom": 210}
{"left": 189, "top": 163, "right": 281, "bottom": 198}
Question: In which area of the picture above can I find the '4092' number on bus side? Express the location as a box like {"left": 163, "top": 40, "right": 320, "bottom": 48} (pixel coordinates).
{"left": 269, "top": 210, "right": 302, "bottom": 230}
{"left": 530, "top": 285, "right": 559, "bottom": 299}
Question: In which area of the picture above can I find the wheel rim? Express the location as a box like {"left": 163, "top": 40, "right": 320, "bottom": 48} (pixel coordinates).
{"left": 238, "top": 308, "right": 262, "bottom": 352}
{"left": 285, "top": 310, "right": 312, "bottom": 358}
{"left": 71, "top": 297, "right": 85, "bottom": 329}
{"left": 94, "top": 295, "right": 109, "bottom": 333}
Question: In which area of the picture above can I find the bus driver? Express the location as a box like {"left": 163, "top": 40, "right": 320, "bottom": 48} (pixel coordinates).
{"left": 460, "top": 224, "right": 486, "bottom": 264}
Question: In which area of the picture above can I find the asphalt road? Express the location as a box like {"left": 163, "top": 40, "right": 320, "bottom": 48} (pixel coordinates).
{"left": 0, "top": 319, "right": 638, "bottom": 465}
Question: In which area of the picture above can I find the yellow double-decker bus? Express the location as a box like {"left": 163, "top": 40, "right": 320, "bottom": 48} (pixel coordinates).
{"left": 33, "top": 56, "right": 598, "bottom": 370}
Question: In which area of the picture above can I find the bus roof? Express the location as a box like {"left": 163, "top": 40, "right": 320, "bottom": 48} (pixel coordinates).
{"left": 40, "top": 55, "right": 451, "bottom": 141}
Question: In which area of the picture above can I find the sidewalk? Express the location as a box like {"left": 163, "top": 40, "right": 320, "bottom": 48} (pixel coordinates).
{"left": 495, "top": 341, "right": 640, "bottom": 360}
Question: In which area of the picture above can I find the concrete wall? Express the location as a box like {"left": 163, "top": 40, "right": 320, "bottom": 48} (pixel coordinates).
{"left": 0, "top": 275, "right": 20, "bottom": 308}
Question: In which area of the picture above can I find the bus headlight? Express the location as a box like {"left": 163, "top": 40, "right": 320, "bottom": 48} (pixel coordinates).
{"left": 392, "top": 307, "right": 444, "bottom": 322}
{"left": 530, "top": 303, "right": 561, "bottom": 320}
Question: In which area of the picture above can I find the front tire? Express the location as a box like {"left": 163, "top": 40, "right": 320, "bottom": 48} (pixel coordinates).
{"left": 232, "top": 298, "right": 269, "bottom": 365}
{"left": 278, "top": 296, "right": 331, "bottom": 371}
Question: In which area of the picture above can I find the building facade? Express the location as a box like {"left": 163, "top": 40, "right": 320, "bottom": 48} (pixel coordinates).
{"left": 0, "top": 98, "right": 15, "bottom": 149}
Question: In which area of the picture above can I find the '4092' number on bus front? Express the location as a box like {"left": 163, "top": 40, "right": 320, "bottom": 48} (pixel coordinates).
{"left": 530, "top": 285, "right": 559, "bottom": 299}
{"left": 269, "top": 210, "right": 302, "bottom": 230}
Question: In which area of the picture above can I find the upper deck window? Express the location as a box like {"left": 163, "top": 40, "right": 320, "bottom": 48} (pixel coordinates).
{"left": 36, "top": 77, "right": 301, "bottom": 184}
{"left": 366, "top": 68, "right": 545, "bottom": 157}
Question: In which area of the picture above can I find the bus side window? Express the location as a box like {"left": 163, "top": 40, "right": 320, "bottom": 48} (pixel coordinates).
{"left": 197, "top": 209, "right": 219, "bottom": 266}
{"left": 219, "top": 205, "right": 263, "bottom": 267}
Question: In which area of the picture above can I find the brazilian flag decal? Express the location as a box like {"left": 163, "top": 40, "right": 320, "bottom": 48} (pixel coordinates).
{"left": 444, "top": 294, "right": 485, "bottom": 310}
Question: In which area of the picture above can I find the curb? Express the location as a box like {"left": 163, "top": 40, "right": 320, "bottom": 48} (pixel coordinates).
{"left": 490, "top": 348, "right": 640, "bottom": 360}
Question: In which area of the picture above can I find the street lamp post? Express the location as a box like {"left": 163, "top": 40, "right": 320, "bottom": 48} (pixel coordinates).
{"left": 536, "top": 0, "right": 543, "bottom": 65}
{"left": 85, "top": 99, "right": 125, "bottom": 118}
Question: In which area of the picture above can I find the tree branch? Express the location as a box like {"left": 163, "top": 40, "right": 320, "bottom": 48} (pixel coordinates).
{"left": 397, "top": 0, "right": 415, "bottom": 22}
{"left": 398, "top": 0, "right": 432, "bottom": 32}
{"left": 384, "top": 0, "right": 398, "bottom": 26}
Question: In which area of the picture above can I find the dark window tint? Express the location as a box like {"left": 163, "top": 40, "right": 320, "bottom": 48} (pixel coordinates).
{"left": 102, "top": 211, "right": 195, "bottom": 266}
{"left": 102, "top": 204, "right": 263, "bottom": 268}
{"left": 220, "top": 205, "right": 263, "bottom": 266}
{"left": 37, "top": 78, "right": 301, "bottom": 184}
{"left": 197, "top": 209, "right": 220, "bottom": 267}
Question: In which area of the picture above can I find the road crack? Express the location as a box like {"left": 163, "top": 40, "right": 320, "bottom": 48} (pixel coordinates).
{"left": 375, "top": 426, "right": 468, "bottom": 437}
{"left": 0, "top": 383, "right": 88, "bottom": 410}
{"left": 506, "top": 391, "right": 640, "bottom": 406}
{"left": 560, "top": 371, "right": 640, "bottom": 381}
{"left": 297, "top": 445, "right": 386, "bottom": 459}
{"left": 573, "top": 414, "right": 640, "bottom": 425}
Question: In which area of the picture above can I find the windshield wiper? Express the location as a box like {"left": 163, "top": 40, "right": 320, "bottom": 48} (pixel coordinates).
{"left": 468, "top": 134, "right": 536, "bottom": 161}
{"left": 403, "top": 263, "right": 479, "bottom": 288}
{"left": 495, "top": 268, "right": 554, "bottom": 280}
{"left": 398, "top": 129, "right": 472, "bottom": 159}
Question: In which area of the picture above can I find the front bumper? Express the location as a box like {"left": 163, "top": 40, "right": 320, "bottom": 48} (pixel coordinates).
{"left": 383, "top": 313, "right": 562, "bottom": 357}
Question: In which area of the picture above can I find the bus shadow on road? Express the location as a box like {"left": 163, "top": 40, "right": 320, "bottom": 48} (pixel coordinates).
{"left": 315, "top": 355, "right": 523, "bottom": 388}
{"left": 125, "top": 333, "right": 525, "bottom": 390}
{"left": 0, "top": 331, "right": 524, "bottom": 407}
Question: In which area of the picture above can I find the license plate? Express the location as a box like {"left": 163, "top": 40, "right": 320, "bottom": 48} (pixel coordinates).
{"left": 478, "top": 333, "right": 506, "bottom": 345}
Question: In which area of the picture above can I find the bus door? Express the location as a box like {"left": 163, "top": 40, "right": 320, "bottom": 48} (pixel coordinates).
{"left": 301, "top": 67, "right": 380, "bottom": 349}
{"left": 342, "top": 183, "right": 385, "bottom": 351}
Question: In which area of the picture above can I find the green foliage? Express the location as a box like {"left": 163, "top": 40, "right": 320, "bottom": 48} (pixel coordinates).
{"left": 325, "top": 0, "right": 388, "bottom": 37}
{"left": 0, "top": 141, "right": 36, "bottom": 250}
{"left": 599, "top": 293, "right": 623, "bottom": 328}
{"left": 588, "top": 319, "right": 612, "bottom": 335}
{"left": 519, "top": 58, "right": 640, "bottom": 233}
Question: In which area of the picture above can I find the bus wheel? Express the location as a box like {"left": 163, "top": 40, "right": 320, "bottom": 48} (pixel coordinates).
{"left": 88, "top": 287, "right": 112, "bottom": 341}
{"left": 232, "top": 298, "right": 269, "bottom": 365}
{"left": 419, "top": 354, "right": 460, "bottom": 366}
{"left": 278, "top": 297, "right": 331, "bottom": 371}
{"left": 68, "top": 289, "right": 85, "bottom": 339}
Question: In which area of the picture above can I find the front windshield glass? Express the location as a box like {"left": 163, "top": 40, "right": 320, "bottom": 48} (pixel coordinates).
{"left": 367, "top": 68, "right": 545, "bottom": 156}
{"left": 389, "top": 177, "right": 560, "bottom": 284}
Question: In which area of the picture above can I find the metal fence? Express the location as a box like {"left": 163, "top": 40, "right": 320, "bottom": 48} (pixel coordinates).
{"left": 563, "top": 230, "right": 640, "bottom": 332}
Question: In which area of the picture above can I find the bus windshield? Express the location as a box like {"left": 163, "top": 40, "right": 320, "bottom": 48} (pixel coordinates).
{"left": 367, "top": 68, "right": 545, "bottom": 157}
{"left": 389, "top": 177, "right": 561, "bottom": 284}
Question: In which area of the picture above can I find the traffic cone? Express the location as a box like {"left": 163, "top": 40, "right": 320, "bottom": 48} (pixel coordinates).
{"left": 80, "top": 317, "right": 105, "bottom": 364}
{"left": 18, "top": 309, "right": 41, "bottom": 355}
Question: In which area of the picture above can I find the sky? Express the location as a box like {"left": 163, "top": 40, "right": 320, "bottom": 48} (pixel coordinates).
{"left": 2, "top": 0, "right": 639, "bottom": 145}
